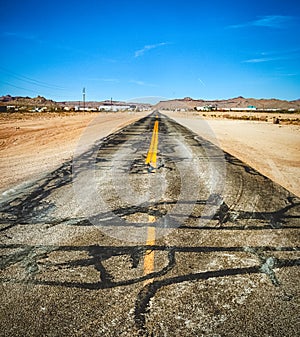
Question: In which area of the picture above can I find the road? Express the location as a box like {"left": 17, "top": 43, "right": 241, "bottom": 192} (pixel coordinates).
{"left": 0, "top": 112, "right": 299, "bottom": 337}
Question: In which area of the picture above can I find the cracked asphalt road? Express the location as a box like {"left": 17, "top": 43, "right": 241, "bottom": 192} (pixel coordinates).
{"left": 0, "top": 112, "right": 299, "bottom": 337}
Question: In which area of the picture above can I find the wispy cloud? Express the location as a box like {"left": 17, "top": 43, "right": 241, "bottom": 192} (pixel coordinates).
{"left": 253, "top": 15, "right": 293, "bottom": 28}
{"left": 229, "top": 15, "right": 293, "bottom": 29}
{"left": 243, "top": 48, "right": 300, "bottom": 63}
{"left": 243, "top": 57, "right": 281, "bottom": 63}
{"left": 130, "top": 80, "right": 146, "bottom": 86}
{"left": 198, "top": 78, "right": 206, "bottom": 87}
{"left": 134, "top": 42, "right": 168, "bottom": 58}
{"left": 129, "top": 80, "right": 157, "bottom": 87}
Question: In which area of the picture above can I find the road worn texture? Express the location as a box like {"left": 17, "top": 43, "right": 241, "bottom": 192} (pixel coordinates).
{"left": 0, "top": 112, "right": 299, "bottom": 337}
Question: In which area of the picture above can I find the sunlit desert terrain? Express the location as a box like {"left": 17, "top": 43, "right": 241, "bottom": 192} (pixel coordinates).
{"left": 0, "top": 111, "right": 299, "bottom": 197}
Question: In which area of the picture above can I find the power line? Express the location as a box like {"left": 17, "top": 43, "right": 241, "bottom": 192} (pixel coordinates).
{"left": 0, "top": 66, "right": 66, "bottom": 90}
{"left": 0, "top": 80, "right": 38, "bottom": 94}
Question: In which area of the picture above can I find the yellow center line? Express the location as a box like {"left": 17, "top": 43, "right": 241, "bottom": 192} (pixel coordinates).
{"left": 143, "top": 116, "right": 159, "bottom": 286}
{"left": 145, "top": 117, "right": 159, "bottom": 169}
{"left": 143, "top": 215, "right": 156, "bottom": 286}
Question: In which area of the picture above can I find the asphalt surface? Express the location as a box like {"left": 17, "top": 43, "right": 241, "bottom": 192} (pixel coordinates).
{"left": 0, "top": 112, "right": 299, "bottom": 337}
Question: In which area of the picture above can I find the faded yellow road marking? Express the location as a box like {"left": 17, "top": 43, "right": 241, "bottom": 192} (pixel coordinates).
{"left": 143, "top": 116, "right": 159, "bottom": 285}
{"left": 145, "top": 118, "right": 159, "bottom": 169}
{"left": 143, "top": 215, "right": 156, "bottom": 286}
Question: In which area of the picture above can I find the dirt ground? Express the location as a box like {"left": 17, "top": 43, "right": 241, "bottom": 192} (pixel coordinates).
{"left": 0, "top": 111, "right": 148, "bottom": 194}
{"left": 166, "top": 111, "right": 300, "bottom": 197}
{"left": 0, "top": 110, "right": 299, "bottom": 197}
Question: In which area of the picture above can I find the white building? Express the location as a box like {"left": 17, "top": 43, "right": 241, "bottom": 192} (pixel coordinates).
{"left": 98, "top": 105, "right": 132, "bottom": 112}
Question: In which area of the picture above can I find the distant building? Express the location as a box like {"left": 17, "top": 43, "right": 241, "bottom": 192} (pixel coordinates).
{"left": 230, "top": 107, "right": 256, "bottom": 111}
{"left": 195, "top": 106, "right": 207, "bottom": 111}
{"left": 98, "top": 105, "right": 132, "bottom": 112}
{"left": 195, "top": 105, "right": 216, "bottom": 111}
{"left": 30, "top": 107, "right": 47, "bottom": 112}
{"left": 74, "top": 106, "right": 97, "bottom": 112}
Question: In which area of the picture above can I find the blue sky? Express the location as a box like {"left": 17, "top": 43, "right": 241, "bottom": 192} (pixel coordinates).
{"left": 0, "top": 0, "right": 300, "bottom": 103}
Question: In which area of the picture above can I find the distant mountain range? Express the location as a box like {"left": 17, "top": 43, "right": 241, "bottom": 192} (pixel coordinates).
{"left": 1, "top": 95, "right": 300, "bottom": 111}
{"left": 0, "top": 95, "right": 58, "bottom": 106}
{"left": 154, "top": 96, "right": 300, "bottom": 110}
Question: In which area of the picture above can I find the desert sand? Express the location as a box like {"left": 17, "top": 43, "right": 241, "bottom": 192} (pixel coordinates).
{"left": 0, "top": 110, "right": 299, "bottom": 197}
{"left": 167, "top": 111, "right": 300, "bottom": 197}
{"left": 0, "top": 111, "right": 147, "bottom": 194}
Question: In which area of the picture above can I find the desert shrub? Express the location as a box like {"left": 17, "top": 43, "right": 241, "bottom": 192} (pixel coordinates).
{"left": 259, "top": 116, "right": 268, "bottom": 121}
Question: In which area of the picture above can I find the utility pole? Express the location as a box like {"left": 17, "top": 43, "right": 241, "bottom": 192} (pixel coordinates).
{"left": 83, "top": 87, "right": 86, "bottom": 111}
